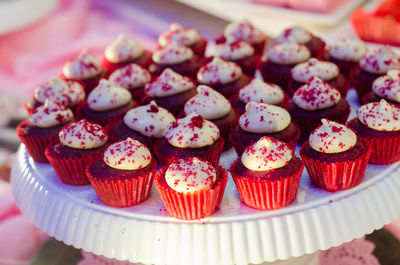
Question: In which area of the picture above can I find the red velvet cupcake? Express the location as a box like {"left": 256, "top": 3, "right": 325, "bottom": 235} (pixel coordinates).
{"left": 287, "top": 76, "right": 351, "bottom": 142}
{"left": 62, "top": 49, "right": 105, "bottom": 94}
{"left": 229, "top": 78, "right": 289, "bottom": 114}
{"left": 348, "top": 99, "right": 400, "bottom": 165}
{"left": 154, "top": 157, "right": 228, "bottom": 220}
{"left": 300, "top": 119, "right": 371, "bottom": 192}
{"left": 87, "top": 138, "right": 157, "bottom": 207}
{"left": 106, "top": 100, "right": 175, "bottom": 148}
{"left": 45, "top": 119, "right": 108, "bottom": 185}
{"left": 153, "top": 112, "right": 224, "bottom": 166}
{"left": 230, "top": 137, "right": 304, "bottom": 210}
{"left": 362, "top": 70, "right": 400, "bottom": 107}
{"left": 77, "top": 79, "right": 137, "bottom": 126}
{"left": 158, "top": 23, "right": 207, "bottom": 57}
{"left": 17, "top": 100, "right": 74, "bottom": 163}
{"left": 102, "top": 34, "right": 152, "bottom": 75}
{"left": 197, "top": 57, "right": 252, "bottom": 99}
{"left": 230, "top": 102, "right": 300, "bottom": 156}
{"left": 108, "top": 63, "right": 152, "bottom": 101}
{"left": 288, "top": 58, "right": 350, "bottom": 97}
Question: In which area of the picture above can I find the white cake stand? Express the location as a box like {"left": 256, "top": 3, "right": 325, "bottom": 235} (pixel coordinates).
{"left": 11, "top": 142, "right": 400, "bottom": 265}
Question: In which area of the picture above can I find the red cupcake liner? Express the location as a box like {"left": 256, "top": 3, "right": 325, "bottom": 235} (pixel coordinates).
{"left": 300, "top": 141, "right": 372, "bottom": 192}
{"left": 86, "top": 159, "right": 157, "bottom": 207}
{"left": 230, "top": 158, "right": 304, "bottom": 210}
{"left": 154, "top": 164, "right": 228, "bottom": 220}
{"left": 359, "top": 134, "right": 400, "bottom": 165}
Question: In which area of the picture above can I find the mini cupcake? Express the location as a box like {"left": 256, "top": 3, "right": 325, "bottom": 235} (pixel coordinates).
{"left": 183, "top": 85, "right": 238, "bottom": 150}
{"left": 214, "top": 39, "right": 258, "bottom": 75}
{"left": 102, "top": 34, "right": 152, "bottom": 75}
{"left": 158, "top": 23, "right": 207, "bottom": 57}
{"left": 275, "top": 26, "right": 325, "bottom": 58}
{"left": 45, "top": 119, "right": 108, "bottom": 185}
{"left": 108, "top": 63, "right": 151, "bottom": 101}
{"left": 260, "top": 38, "right": 310, "bottom": 90}
{"left": 77, "top": 79, "right": 137, "bottom": 126}
{"left": 106, "top": 101, "right": 175, "bottom": 148}
{"left": 287, "top": 76, "right": 351, "bottom": 142}
{"left": 153, "top": 112, "right": 224, "bottom": 166}
{"left": 25, "top": 77, "right": 85, "bottom": 116}
{"left": 17, "top": 100, "right": 73, "bottom": 163}
{"left": 154, "top": 157, "right": 228, "bottom": 220}
{"left": 197, "top": 57, "right": 251, "bottom": 98}
{"left": 362, "top": 70, "right": 400, "bottom": 106}
{"left": 148, "top": 43, "right": 204, "bottom": 79}
{"left": 300, "top": 119, "right": 371, "bottom": 192}
{"left": 87, "top": 138, "right": 157, "bottom": 207}
{"left": 230, "top": 136, "right": 304, "bottom": 210}
{"left": 348, "top": 100, "right": 400, "bottom": 164}
{"left": 288, "top": 58, "right": 350, "bottom": 97}
{"left": 350, "top": 46, "right": 400, "bottom": 102}
{"left": 321, "top": 37, "right": 367, "bottom": 76}
{"left": 143, "top": 68, "right": 196, "bottom": 116}
{"left": 62, "top": 49, "right": 104, "bottom": 94}
{"left": 230, "top": 102, "right": 300, "bottom": 156}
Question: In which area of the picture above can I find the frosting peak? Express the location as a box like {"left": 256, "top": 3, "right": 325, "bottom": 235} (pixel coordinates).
{"left": 372, "top": 70, "right": 400, "bottom": 103}
{"left": 105, "top": 34, "right": 144, "bottom": 64}
{"left": 109, "top": 63, "right": 151, "bottom": 89}
{"left": 266, "top": 37, "right": 310, "bottom": 65}
{"left": 329, "top": 37, "right": 367, "bottom": 62}
{"left": 275, "top": 26, "right": 312, "bottom": 44}
{"left": 62, "top": 49, "right": 102, "bottom": 80}
{"left": 224, "top": 19, "right": 265, "bottom": 44}
{"left": 215, "top": 40, "right": 254, "bottom": 61}
{"left": 359, "top": 46, "right": 400, "bottom": 74}
{"left": 87, "top": 79, "right": 131, "bottom": 111}
{"left": 291, "top": 58, "right": 339, "bottom": 83}
{"left": 158, "top": 23, "right": 202, "bottom": 47}
{"left": 357, "top": 99, "right": 400, "bottom": 131}
{"left": 239, "top": 78, "right": 285, "bottom": 105}
{"left": 197, "top": 57, "right": 242, "bottom": 85}
{"left": 59, "top": 119, "right": 108, "bottom": 149}
{"left": 29, "top": 100, "right": 73, "bottom": 128}
{"left": 152, "top": 43, "right": 193, "bottom": 65}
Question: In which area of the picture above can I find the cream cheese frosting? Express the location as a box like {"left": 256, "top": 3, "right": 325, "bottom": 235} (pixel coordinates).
{"left": 87, "top": 79, "right": 131, "bottom": 111}
{"left": 291, "top": 58, "right": 339, "bottom": 83}
{"left": 359, "top": 46, "right": 400, "bottom": 74}
{"left": 224, "top": 19, "right": 265, "bottom": 44}
{"left": 184, "top": 85, "right": 231, "bottom": 120}
{"left": 158, "top": 23, "right": 202, "bottom": 47}
{"left": 372, "top": 70, "right": 400, "bottom": 103}
{"left": 239, "top": 102, "right": 291, "bottom": 133}
{"left": 329, "top": 37, "right": 367, "bottom": 62}
{"left": 144, "top": 68, "right": 195, "bottom": 98}
{"left": 241, "top": 136, "right": 292, "bottom": 171}
{"left": 109, "top": 63, "right": 151, "bottom": 89}
{"left": 215, "top": 40, "right": 254, "bottom": 61}
{"left": 197, "top": 57, "right": 242, "bottom": 85}
{"left": 123, "top": 101, "right": 175, "bottom": 138}
{"left": 62, "top": 49, "right": 103, "bottom": 80}
{"left": 309, "top": 119, "right": 357, "bottom": 153}
{"left": 275, "top": 26, "right": 312, "bottom": 44}
{"left": 266, "top": 38, "right": 310, "bottom": 65}
{"left": 34, "top": 77, "right": 85, "bottom": 106}
{"left": 103, "top": 138, "right": 152, "bottom": 170}
{"left": 239, "top": 78, "right": 285, "bottom": 105}
{"left": 29, "top": 100, "right": 73, "bottom": 128}
{"left": 165, "top": 157, "right": 216, "bottom": 193}
{"left": 293, "top": 76, "right": 341, "bottom": 111}
{"left": 59, "top": 119, "right": 108, "bottom": 149}
{"left": 105, "top": 34, "right": 144, "bottom": 64}
{"left": 164, "top": 112, "right": 220, "bottom": 148}
{"left": 152, "top": 43, "right": 193, "bottom": 65}
{"left": 357, "top": 99, "right": 400, "bottom": 131}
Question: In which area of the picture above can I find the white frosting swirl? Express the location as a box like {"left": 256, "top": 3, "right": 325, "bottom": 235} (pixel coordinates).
{"left": 29, "top": 100, "right": 73, "bottom": 128}
{"left": 309, "top": 119, "right": 357, "bottom": 153}
{"left": 215, "top": 40, "right": 254, "bottom": 61}
{"left": 275, "top": 26, "right": 312, "bottom": 44}
{"left": 357, "top": 99, "right": 400, "bottom": 131}
{"left": 105, "top": 34, "right": 144, "bottom": 64}
{"left": 239, "top": 78, "right": 285, "bottom": 105}
{"left": 165, "top": 112, "right": 220, "bottom": 148}
{"left": 293, "top": 76, "right": 341, "bottom": 111}
{"left": 291, "top": 58, "right": 339, "bottom": 83}
{"left": 197, "top": 57, "right": 242, "bottom": 85}
{"left": 329, "top": 37, "right": 367, "bottom": 62}
{"left": 266, "top": 38, "right": 310, "bottom": 65}
{"left": 144, "top": 68, "right": 194, "bottom": 98}
{"left": 103, "top": 138, "right": 152, "bottom": 170}
{"left": 224, "top": 19, "right": 265, "bottom": 44}
{"left": 87, "top": 79, "right": 131, "bottom": 111}
{"left": 372, "top": 70, "right": 400, "bottom": 103}
{"left": 62, "top": 49, "right": 102, "bottom": 80}
{"left": 159, "top": 23, "right": 202, "bottom": 47}
{"left": 109, "top": 63, "right": 151, "bottom": 89}
{"left": 165, "top": 157, "right": 216, "bottom": 193}
{"left": 239, "top": 102, "right": 290, "bottom": 133}
{"left": 359, "top": 46, "right": 400, "bottom": 74}
{"left": 184, "top": 85, "right": 231, "bottom": 120}
{"left": 241, "top": 136, "right": 292, "bottom": 171}
{"left": 152, "top": 43, "right": 193, "bottom": 65}
{"left": 59, "top": 119, "right": 108, "bottom": 149}
{"left": 123, "top": 101, "right": 176, "bottom": 138}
